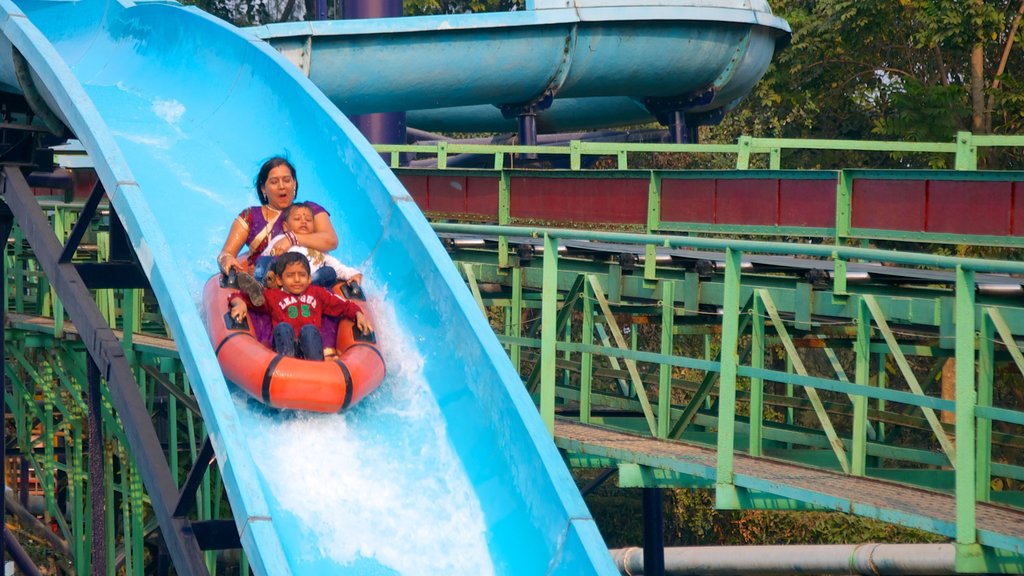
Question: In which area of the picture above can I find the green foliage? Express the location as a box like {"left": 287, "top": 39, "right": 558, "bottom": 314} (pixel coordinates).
{"left": 871, "top": 79, "right": 968, "bottom": 138}
{"left": 872, "top": 78, "right": 969, "bottom": 167}
{"left": 731, "top": 508, "right": 945, "bottom": 545}
{"left": 909, "top": 0, "right": 1003, "bottom": 47}
{"left": 578, "top": 476, "right": 945, "bottom": 548}
{"left": 403, "top": 0, "right": 517, "bottom": 16}
{"left": 710, "top": 0, "right": 1024, "bottom": 168}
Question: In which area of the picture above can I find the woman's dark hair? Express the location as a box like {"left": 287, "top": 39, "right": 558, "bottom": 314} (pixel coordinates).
{"left": 255, "top": 156, "right": 298, "bottom": 205}
{"left": 273, "top": 251, "right": 311, "bottom": 276}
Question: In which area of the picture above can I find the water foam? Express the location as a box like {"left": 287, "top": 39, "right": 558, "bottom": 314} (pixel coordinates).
{"left": 244, "top": 282, "right": 495, "bottom": 574}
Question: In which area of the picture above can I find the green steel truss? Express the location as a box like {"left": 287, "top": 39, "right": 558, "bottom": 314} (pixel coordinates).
{"left": 3, "top": 197, "right": 239, "bottom": 575}
{"left": 9, "top": 133, "right": 1024, "bottom": 574}
{"left": 436, "top": 222, "right": 1024, "bottom": 572}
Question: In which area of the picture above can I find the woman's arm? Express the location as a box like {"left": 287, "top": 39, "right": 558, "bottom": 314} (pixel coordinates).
{"left": 217, "top": 216, "right": 250, "bottom": 274}
{"left": 270, "top": 210, "right": 338, "bottom": 254}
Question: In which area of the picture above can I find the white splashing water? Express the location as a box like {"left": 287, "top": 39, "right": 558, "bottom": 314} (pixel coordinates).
{"left": 153, "top": 98, "right": 185, "bottom": 124}
{"left": 244, "top": 282, "right": 495, "bottom": 574}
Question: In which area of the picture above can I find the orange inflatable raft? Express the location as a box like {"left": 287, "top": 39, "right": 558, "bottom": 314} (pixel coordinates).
{"left": 203, "top": 275, "right": 386, "bottom": 412}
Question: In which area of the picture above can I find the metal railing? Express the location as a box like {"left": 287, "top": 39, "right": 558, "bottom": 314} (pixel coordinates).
{"left": 376, "top": 131, "right": 1024, "bottom": 171}
{"left": 435, "top": 221, "right": 1024, "bottom": 558}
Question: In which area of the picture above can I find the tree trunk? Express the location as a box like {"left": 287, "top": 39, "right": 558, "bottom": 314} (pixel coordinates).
{"left": 970, "top": 43, "right": 985, "bottom": 134}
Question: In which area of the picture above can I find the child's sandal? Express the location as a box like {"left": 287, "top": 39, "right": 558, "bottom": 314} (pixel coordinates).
{"left": 236, "top": 271, "right": 265, "bottom": 307}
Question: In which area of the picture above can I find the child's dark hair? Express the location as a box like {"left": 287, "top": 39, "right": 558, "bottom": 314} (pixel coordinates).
{"left": 281, "top": 202, "right": 313, "bottom": 222}
{"left": 273, "top": 251, "right": 311, "bottom": 276}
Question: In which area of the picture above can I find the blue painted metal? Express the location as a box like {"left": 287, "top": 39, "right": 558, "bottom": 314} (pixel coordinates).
{"left": 0, "top": 0, "right": 616, "bottom": 573}
{"left": 253, "top": 0, "right": 790, "bottom": 131}
{"left": 407, "top": 96, "right": 656, "bottom": 133}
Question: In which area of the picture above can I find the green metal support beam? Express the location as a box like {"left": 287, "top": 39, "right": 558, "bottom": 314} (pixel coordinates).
{"left": 715, "top": 248, "right": 743, "bottom": 509}
{"left": 758, "top": 289, "right": 850, "bottom": 474}
{"left": 588, "top": 274, "right": 657, "bottom": 436}
{"left": 863, "top": 294, "right": 957, "bottom": 465}
{"left": 540, "top": 233, "right": 559, "bottom": 434}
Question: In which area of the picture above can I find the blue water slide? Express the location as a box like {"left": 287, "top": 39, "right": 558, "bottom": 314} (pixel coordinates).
{"left": 0, "top": 0, "right": 616, "bottom": 573}
{"left": 253, "top": 0, "right": 790, "bottom": 132}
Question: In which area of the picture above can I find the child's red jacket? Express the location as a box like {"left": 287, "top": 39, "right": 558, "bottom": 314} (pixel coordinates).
{"left": 230, "top": 286, "right": 360, "bottom": 334}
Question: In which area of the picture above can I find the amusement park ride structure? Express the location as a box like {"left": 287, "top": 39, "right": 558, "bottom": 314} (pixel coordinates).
{"left": 0, "top": 0, "right": 1021, "bottom": 574}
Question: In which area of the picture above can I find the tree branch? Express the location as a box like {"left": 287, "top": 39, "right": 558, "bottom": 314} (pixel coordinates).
{"left": 992, "top": 0, "right": 1024, "bottom": 91}
{"left": 803, "top": 58, "right": 918, "bottom": 82}
{"left": 985, "top": 0, "right": 1024, "bottom": 132}
{"left": 933, "top": 45, "right": 949, "bottom": 87}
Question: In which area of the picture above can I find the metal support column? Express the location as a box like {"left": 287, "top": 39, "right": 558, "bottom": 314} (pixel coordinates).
{"left": 314, "top": 0, "right": 328, "bottom": 19}
{"left": 953, "top": 266, "right": 983, "bottom": 572}
{"left": 518, "top": 109, "right": 538, "bottom": 148}
{"left": 0, "top": 167, "right": 210, "bottom": 575}
{"left": 346, "top": 0, "right": 405, "bottom": 149}
{"left": 540, "top": 233, "right": 558, "bottom": 434}
{"left": 853, "top": 297, "right": 871, "bottom": 476}
{"left": 668, "top": 111, "right": 687, "bottom": 144}
{"left": 749, "top": 293, "right": 765, "bottom": 456}
{"left": 510, "top": 266, "right": 523, "bottom": 372}
{"left": 19, "top": 460, "right": 28, "bottom": 509}
{"left": 87, "top": 357, "right": 107, "bottom": 575}
{"left": 580, "top": 278, "right": 594, "bottom": 424}
{"left": 657, "top": 280, "right": 674, "bottom": 438}
{"left": 499, "top": 96, "right": 552, "bottom": 162}
{"left": 642, "top": 488, "right": 665, "bottom": 576}
{"left": 715, "top": 248, "right": 742, "bottom": 508}
{"left": 0, "top": 199, "right": 11, "bottom": 565}
{"left": 646, "top": 91, "right": 710, "bottom": 144}
{"left": 976, "top": 311, "right": 994, "bottom": 502}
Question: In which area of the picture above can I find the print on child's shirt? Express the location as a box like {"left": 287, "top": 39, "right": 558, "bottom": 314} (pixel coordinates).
{"left": 277, "top": 293, "right": 322, "bottom": 320}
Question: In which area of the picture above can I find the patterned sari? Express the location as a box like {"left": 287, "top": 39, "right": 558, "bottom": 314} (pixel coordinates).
{"left": 236, "top": 200, "right": 328, "bottom": 266}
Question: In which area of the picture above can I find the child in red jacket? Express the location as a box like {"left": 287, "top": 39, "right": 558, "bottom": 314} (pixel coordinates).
{"left": 230, "top": 252, "right": 372, "bottom": 361}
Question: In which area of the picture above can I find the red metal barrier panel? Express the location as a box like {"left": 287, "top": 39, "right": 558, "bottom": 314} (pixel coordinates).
{"left": 401, "top": 170, "right": 1024, "bottom": 242}
{"left": 779, "top": 179, "right": 835, "bottom": 228}
{"left": 661, "top": 177, "right": 834, "bottom": 228}
{"left": 853, "top": 179, "right": 1020, "bottom": 237}
{"left": 399, "top": 174, "right": 428, "bottom": 206}
{"left": 715, "top": 179, "right": 778, "bottom": 225}
{"left": 396, "top": 174, "right": 498, "bottom": 219}
{"left": 465, "top": 177, "right": 499, "bottom": 217}
{"left": 660, "top": 179, "right": 715, "bottom": 223}
{"left": 510, "top": 176, "right": 648, "bottom": 225}
{"left": 1014, "top": 182, "right": 1024, "bottom": 236}
{"left": 426, "top": 175, "right": 470, "bottom": 214}
{"left": 926, "top": 180, "right": 1012, "bottom": 236}
{"left": 852, "top": 179, "right": 926, "bottom": 231}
